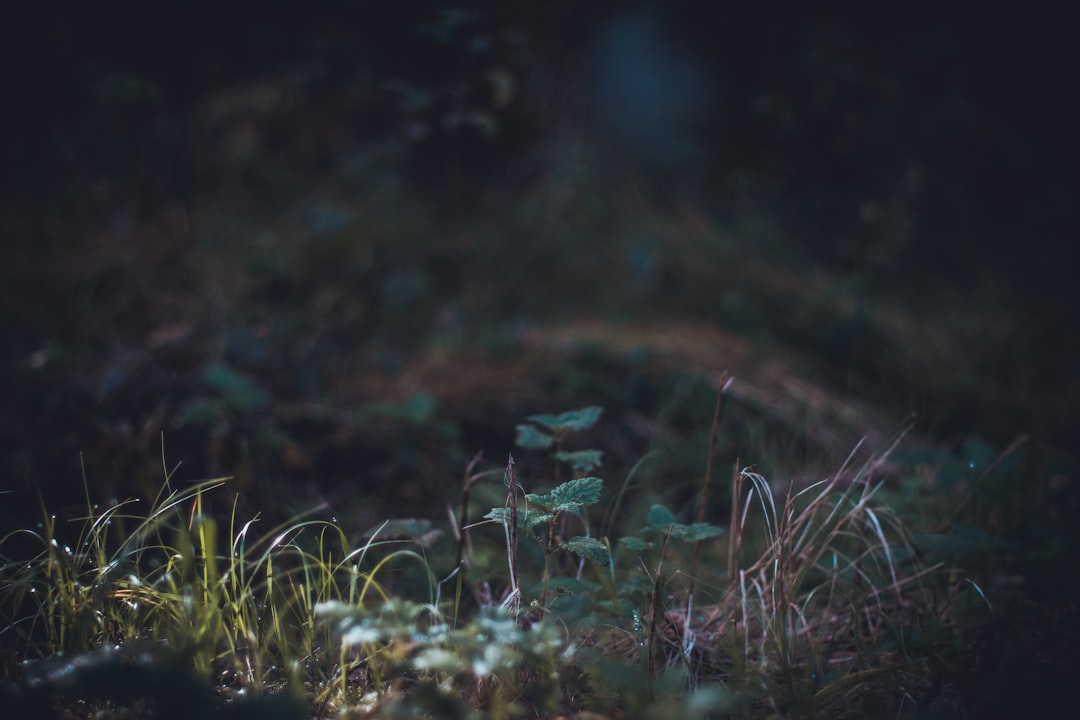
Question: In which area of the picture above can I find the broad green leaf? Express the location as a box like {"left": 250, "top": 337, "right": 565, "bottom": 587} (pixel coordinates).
{"left": 515, "top": 423, "right": 554, "bottom": 449}
{"left": 550, "top": 476, "right": 603, "bottom": 510}
{"left": 644, "top": 503, "right": 678, "bottom": 530}
{"left": 483, "top": 507, "right": 511, "bottom": 523}
{"left": 483, "top": 507, "right": 551, "bottom": 531}
{"left": 525, "top": 491, "right": 553, "bottom": 507}
{"left": 527, "top": 406, "right": 603, "bottom": 433}
{"left": 555, "top": 449, "right": 604, "bottom": 474}
{"left": 527, "top": 480, "right": 601, "bottom": 514}
{"left": 525, "top": 512, "right": 554, "bottom": 531}
{"left": 561, "top": 536, "right": 610, "bottom": 565}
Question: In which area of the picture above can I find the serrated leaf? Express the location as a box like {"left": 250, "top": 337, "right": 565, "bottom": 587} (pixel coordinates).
{"left": 670, "top": 522, "right": 724, "bottom": 542}
{"left": 644, "top": 503, "right": 678, "bottom": 530}
{"left": 555, "top": 449, "right": 604, "bottom": 474}
{"left": 515, "top": 423, "right": 554, "bottom": 449}
{"left": 561, "top": 536, "right": 610, "bottom": 565}
{"left": 528, "top": 406, "right": 603, "bottom": 433}
{"left": 483, "top": 507, "right": 550, "bottom": 531}
{"left": 525, "top": 512, "right": 554, "bottom": 531}
{"left": 483, "top": 507, "right": 512, "bottom": 523}
{"left": 550, "top": 476, "right": 603, "bottom": 510}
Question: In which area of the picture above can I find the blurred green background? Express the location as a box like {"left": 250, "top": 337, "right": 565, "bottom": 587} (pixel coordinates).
{"left": 1, "top": 0, "right": 1076, "bottom": 549}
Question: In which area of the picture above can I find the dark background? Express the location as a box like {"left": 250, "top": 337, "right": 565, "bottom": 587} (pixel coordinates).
{"left": 1, "top": 0, "right": 1077, "bottom": 537}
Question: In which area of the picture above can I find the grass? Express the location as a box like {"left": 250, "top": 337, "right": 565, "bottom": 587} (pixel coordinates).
{"left": 0, "top": 402, "right": 1002, "bottom": 719}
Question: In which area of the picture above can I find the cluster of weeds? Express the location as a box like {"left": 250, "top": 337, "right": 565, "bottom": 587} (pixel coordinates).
{"left": 1, "top": 401, "right": 996, "bottom": 718}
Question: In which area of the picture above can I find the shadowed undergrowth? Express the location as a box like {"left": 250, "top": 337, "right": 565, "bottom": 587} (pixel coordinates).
{"left": 1, "top": 404, "right": 1007, "bottom": 719}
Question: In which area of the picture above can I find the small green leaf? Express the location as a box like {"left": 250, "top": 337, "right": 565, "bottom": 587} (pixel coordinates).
{"left": 515, "top": 423, "right": 554, "bottom": 449}
{"left": 528, "top": 406, "right": 603, "bottom": 433}
{"left": 645, "top": 503, "right": 678, "bottom": 530}
{"left": 525, "top": 512, "right": 554, "bottom": 531}
{"left": 555, "top": 449, "right": 604, "bottom": 474}
{"left": 561, "top": 536, "right": 610, "bottom": 565}
{"left": 484, "top": 507, "right": 550, "bottom": 531}
{"left": 483, "top": 507, "right": 511, "bottom": 523}
{"left": 525, "top": 492, "right": 548, "bottom": 506}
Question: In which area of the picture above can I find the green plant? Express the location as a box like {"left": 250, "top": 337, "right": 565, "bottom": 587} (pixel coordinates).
{"left": 1, "top": 407, "right": 1001, "bottom": 719}
{"left": 485, "top": 463, "right": 606, "bottom": 610}
{"left": 513, "top": 406, "right": 606, "bottom": 480}
{"left": 499, "top": 407, "right": 609, "bottom": 609}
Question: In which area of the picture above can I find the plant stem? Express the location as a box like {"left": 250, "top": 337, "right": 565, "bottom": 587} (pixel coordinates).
{"left": 728, "top": 460, "right": 742, "bottom": 592}
{"left": 692, "top": 372, "right": 730, "bottom": 594}
{"left": 504, "top": 454, "right": 520, "bottom": 616}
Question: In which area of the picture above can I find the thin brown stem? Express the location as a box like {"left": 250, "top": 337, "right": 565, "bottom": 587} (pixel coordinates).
{"left": 646, "top": 529, "right": 672, "bottom": 698}
{"left": 455, "top": 450, "right": 485, "bottom": 570}
{"left": 540, "top": 514, "right": 558, "bottom": 609}
{"left": 503, "top": 453, "right": 520, "bottom": 616}
{"left": 691, "top": 372, "right": 731, "bottom": 594}
{"left": 728, "top": 459, "right": 743, "bottom": 592}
